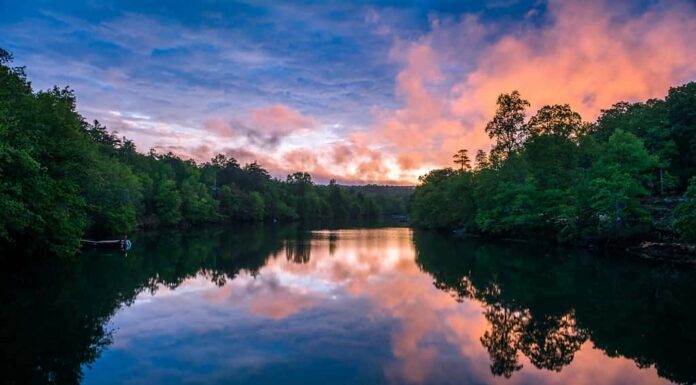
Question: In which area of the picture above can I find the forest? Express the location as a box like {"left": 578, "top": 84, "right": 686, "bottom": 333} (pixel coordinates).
{"left": 410, "top": 83, "right": 696, "bottom": 244}
{"left": 0, "top": 49, "right": 410, "bottom": 257}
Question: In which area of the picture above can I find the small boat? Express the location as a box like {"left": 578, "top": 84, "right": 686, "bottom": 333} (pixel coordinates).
{"left": 81, "top": 239, "right": 132, "bottom": 250}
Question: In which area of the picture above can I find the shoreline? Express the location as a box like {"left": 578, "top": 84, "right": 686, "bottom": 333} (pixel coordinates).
{"left": 448, "top": 228, "right": 696, "bottom": 265}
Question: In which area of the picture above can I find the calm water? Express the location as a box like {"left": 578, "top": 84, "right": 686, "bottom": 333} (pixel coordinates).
{"left": 2, "top": 225, "right": 695, "bottom": 385}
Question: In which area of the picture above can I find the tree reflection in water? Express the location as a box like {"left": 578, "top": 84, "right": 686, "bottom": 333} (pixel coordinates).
{"left": 480, "top": 302, "right": 525, "bottom": 377}
{"left": 0, "top": 224, "right": 300, "bottom": 385}
{"left": 520, "top": 311, "right": 587, "bottom": 372}
{"left": 3, "top": 226, "right": 696, "bottom": 385}
{"left": 414, "top": 230, "right": 696, "bottom": 384}
{"left": 479, "top": 287, "right": 587, "bottom": 378}
{"left": 285, "top": 234, "right": 312, "bottom": 264}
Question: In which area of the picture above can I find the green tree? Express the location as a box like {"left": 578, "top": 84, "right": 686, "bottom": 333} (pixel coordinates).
{"left": 527, "top": 104, "right": 583, "bottom": 139}
{"left": 154, "top": 180, "right": 182, "bottom": 226}
{"left": 583, "top": 130, "right": 658, "bottom": 238}
{"left": 524, "top": 134, "right": 577, "bottom": 190}
{"left": 485, "top": 91, "right": 531, "bottom": 159}
{"left": 0, "top": 52, "right": 94, "bottom": 255}
{"left": 328, "top": 179, "right": 349, "bottom": 220}
{"left": 180, "top": 177, "right": 217, "bottom": 223}
{"left": 594, "top": 99, "right": 677, "bottom": 194}
{"left": 666, "top": 82, "right": 696, "bottom": 189}
{"left": 83, "top": 159, "right": 142, "bottom": 236}
{"left": 243, "top": 191, "right": 265, "bottom": 221}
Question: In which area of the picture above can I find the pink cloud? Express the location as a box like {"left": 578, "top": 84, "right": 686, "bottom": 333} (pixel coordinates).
{"left": 141, "top": 0, "right": 696, "bottom": 185}
{"left": 203, "top": 118, "right": 236, "bottom": 138}
{"left": 247, "top": 290, "right": 317, "bottom": 320}
{"left": 331, "top": 144, "right": 354, "bottom": 165}
{"left": 249, "top": 104, "right": 316, "bottom": 135}
{"left": 261, "top": 143, "right": 411, "bottom": 185}
{"left": 452, "top": 0, "right": 696, "bottom": 122}
{"left": 199, "top": 104, "right": 316, "bottom": 150}
{"left": 282, "top": 148, "right": 320, "bottom": 171}
{"left": 370, "top": 0, "right": 696, "bottom": 178}
{"left": 397, "top": 152, "right": 424, "bottom": 171}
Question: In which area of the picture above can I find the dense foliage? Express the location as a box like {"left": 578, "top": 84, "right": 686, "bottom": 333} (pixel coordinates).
{"left": 0, "top": 49, "right": 407, "bottom": 257}
{"left": 411, "top": 84, "right": 696, "bottom": 243}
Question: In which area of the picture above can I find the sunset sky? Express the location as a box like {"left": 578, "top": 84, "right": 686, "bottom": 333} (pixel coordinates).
{"left": 2, "top": 0, "right": 696, "bottom": 184}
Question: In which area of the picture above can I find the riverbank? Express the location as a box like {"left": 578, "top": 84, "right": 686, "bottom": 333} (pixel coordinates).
{"left": 449, "top": 227, "right": 696, "bottom": 265}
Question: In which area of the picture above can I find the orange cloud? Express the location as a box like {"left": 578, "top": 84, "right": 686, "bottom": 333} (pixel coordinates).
{"left": 397, "top": 153, "right": 424, "bottom": 171}
{"left": 164, "top": 0, "right": 696, "bottom": 185}
{"left": 452, "top": 0, "right": 696, "bottom": 123}
{"left": 282, "top": 149, "right": 320, "bottom": 171}
{"left": 270, "top": 142, "right": 413, "bottom": 185}
{"left": 371, "top": 0, "right": 696, "bottom": 179}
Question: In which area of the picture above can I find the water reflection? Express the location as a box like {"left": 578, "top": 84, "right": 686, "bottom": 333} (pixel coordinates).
{"left": 1, "top": 226, "right": 694, "bottom": 385}
{"left": 414, "top": 231, "right": 696, "bottom": 384}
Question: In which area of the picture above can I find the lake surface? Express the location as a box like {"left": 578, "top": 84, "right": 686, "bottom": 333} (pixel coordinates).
{"left": 2, "top": 225, "right": 695, "bottom": 385}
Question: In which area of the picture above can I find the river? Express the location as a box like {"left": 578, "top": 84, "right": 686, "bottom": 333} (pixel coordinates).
{"left": 2, "top": 225, "right": 694, "bottom": 385}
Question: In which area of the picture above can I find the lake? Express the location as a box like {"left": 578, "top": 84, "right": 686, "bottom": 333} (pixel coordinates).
{"left": 2, "top": 225, "right": 695, "bottom": 385}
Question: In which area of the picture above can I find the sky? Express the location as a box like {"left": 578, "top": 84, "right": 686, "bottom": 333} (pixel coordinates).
{"left": 2, "top": 0, "right": 696, "bottom": 184}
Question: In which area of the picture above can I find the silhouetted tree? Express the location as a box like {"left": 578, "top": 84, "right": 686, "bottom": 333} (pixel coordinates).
{"left": 453, "top": 149, "right": 471, "bottom": 171}
{"left": 475, "top": 149, "right": 489, "bottom": 170}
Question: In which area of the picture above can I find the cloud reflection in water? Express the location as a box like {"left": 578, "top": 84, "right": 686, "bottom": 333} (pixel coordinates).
{"left": 83, "top": 228, "right": 673, "bottom": 385}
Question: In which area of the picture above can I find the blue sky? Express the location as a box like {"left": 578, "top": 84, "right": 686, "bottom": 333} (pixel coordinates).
{"left": 2, "top": 0, "right": 695, "bottom": 183}
{"left": 1, "top": 0, "right": 535, "bottom": 122}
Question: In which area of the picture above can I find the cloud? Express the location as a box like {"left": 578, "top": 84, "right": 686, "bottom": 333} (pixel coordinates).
{"left": 452, "top": 0, "right": 696, "bottom": 120}
{"left": 370, "top": 0, "right": 696, "bottom": 175}
{"left": 203, "top": 118, "right": 237, "bottom": 138}
{"left": 201, "top": 104, "right": 316, "bottom": 149}
{"left": 252, "top": 0, "right": 696, "bottom": 184}
{"left": 397, "top": 153, "right": 424, "bottom": 171}
{"left": 247, "top": 289, "right": 318, "bottom": 320}
{"left": 250, "top": 104, "right": 316, "bottom": 133}
{"left": 5, "top": 0, "right": 696, "bottom": 184}
{"left": 110, "top": 0, "right": 696, "bottom": 184}
{"left": 331, "top": 144, "right": 354, "bottom": 165}
{"left": 246, "top": 104, "right": 316, "bottom": 147}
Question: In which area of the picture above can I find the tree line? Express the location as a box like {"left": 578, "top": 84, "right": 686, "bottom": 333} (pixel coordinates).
{"left": 410, "top": 84, "right": 696, "bottom": 243}
{"left": 0, "top": 49, "right": 409, "bottom": 257}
